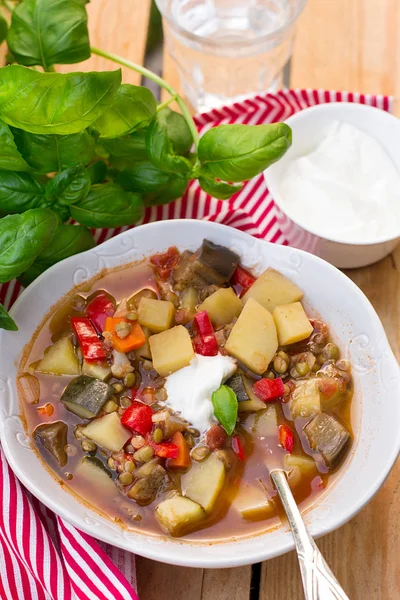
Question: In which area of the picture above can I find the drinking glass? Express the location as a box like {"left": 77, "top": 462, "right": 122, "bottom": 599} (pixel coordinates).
{"left": 155, "top": 0, "right": 307, "bottom": 112}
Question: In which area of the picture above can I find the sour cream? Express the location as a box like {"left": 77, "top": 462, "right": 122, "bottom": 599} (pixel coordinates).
{"left": 278, "top": 120, "right": 400, "bottom": 242}
{"left": 164, "top": 354, "right": 237, "bottom": 434}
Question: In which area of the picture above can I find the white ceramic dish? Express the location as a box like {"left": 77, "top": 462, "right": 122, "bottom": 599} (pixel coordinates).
{"left": 264, "top": 102, "right": 400, "bottom": 268}
{"left": 1, "top": 220, "right": 399, "bottom": 568}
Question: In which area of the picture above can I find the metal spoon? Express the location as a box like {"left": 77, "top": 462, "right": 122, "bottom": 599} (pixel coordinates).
{"left": 271, "top": 469, "right": 349, "bottom": 600}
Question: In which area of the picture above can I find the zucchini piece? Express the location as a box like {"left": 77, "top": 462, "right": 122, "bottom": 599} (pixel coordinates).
{"left": 60, "top": 375, "right": 114, "bottom": 419}
{"left": 135, "top": 326, "right": 152, "bottom": 360}
{"left": 304, "top": 412, "right": 350, "bottom": 469}
{"left": 82, "top": 360, "right": 111, "bottom": 381}
{"left": 226, "top": 372, "right": 249, "bottom": 402}
{"left": 181, "top": 452, "right": 225, "bottom": 513}
{"left": 75, "top": 456, "right": 116, "bottom": 496}
{"left": 198, "top": 287, "right": 242, "bottom": 327}
{"left": 238, "top": 377, "right": 266, "bottom": 412}
{"left": 36, "top": 337, "right": 79, "bottom": 376}
{"left": 242, "top": 267, "right": 303, "bottom": 312}
{"left": 156, "top": 496, "right": 205, "bottom": 537}
{"left": 273, "top": 302, "right": 313, "bottom": 346}
{"left": 290, "top": 379, "right": 321, "bottom": 419}
{"left": 225, "top": 298, "right": 278, "bottom": 375}
{"left": 194, "top": 239, "right": 239, "bottom": 284}
{"left": 34, "top": 421, "right": 68, "bottom": 467}
{"left": 81, "top": 412, "right": 131, "bottom": 452}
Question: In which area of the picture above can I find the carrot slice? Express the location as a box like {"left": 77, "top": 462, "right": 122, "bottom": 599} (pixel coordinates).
{"left": 104, "top": 316, "right": 146, "bottom": 353}
{"left": 168, "top": 431, "right": 190, "bottom": 468}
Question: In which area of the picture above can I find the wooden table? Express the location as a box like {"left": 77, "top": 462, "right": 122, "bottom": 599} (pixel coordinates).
{"left": 84, "top": 1, "right": 400, "bottom": 598}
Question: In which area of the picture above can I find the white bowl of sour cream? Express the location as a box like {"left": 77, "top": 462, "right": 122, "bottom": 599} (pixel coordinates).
{"left": 264, "top": 102, "right": 400, "bottom": 268}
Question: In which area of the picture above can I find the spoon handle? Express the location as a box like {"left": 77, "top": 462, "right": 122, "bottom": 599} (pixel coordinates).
{"left": 271, "top": 469, "right": 349, "bottom": 600}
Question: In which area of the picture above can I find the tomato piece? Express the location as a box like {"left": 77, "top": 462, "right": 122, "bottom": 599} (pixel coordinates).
{"left": 147, "top": 436, "right": 179, "bottom": 459}
{"left": 279, "top": 424, "right": 294, "bottom": 453}
{"left": 253, "top": 377, "right": 285, "bottom": 402}
{"left": 150, "top": 246, "right": 180, "bottom": 280}
{"left": 121, "top": 401, "right": 154, "bottom": 436}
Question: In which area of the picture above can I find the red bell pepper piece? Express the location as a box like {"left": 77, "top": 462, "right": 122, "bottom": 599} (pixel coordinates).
{"left": 121, "top": 401, "right": 153, "bottom": 436}
{"left": 232, "top": 435, "right": 245, "bottom": 460}
{"left": 150, "top": 246, "right": 180, "bottom": 280}
{"left": 147, "top": 436, "right": 179, "bottom": 459}
{"left": 253, "top": 377, "right": 285, "bottom": 402}
{"left": 192, "top": 310, "right": 218, "bottom": 356}
{"left": 168, "top": 432, "right": 190, "bottom": 468}
{"left": 279, "top": 424, "right": 295, "bottom": 453}
{"left": 231, "top": 266, "right": 256, "bottom": 297}
{"left": 86, "top": 293, "right": 115, "bottom": 333}
{"left": 71, "top": 317, "right": 108, "bottom": 363}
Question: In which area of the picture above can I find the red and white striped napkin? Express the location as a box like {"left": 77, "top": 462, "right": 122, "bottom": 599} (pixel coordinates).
{"left": 0, "top": 89, "right": 391, "bottom": 599}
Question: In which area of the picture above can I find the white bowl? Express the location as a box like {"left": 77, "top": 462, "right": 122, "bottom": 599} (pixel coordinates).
{"left": 1, "top": 220, "right": 399, "bottom": 568}
{"left": 264, "top": 102, "right": 400, "bottom": 268}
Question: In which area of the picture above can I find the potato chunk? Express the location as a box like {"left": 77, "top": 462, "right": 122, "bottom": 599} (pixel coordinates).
{"left": 242, "top": 267, "right": 303, "bottom": 312}
{"left": 149, "top": 325, "right": 194, "bottom": 377}
{"left": 181, "top": 453, "right": 225, "bottom": 513}
{"left": 82, "top": 412, "right": 131, "bottom": 452}
{"left": 36, "top": 337, "right": 79, "bottom": 376}
{"left": 225, "top": 298, "right": 278, "bottom": 375}
{"left": 198, "top": 287, "right": 243, "bottom": 327}
{"left": 156, "top": 496, "right": 205, "bottom": 537}
{"left": 234, "top": 484, "right": 275, "bottom": 521}
{"left": 290, "top": 379, "right": 321, "bottom": 418}
{"left": 82, "top": 360, "right": 111, "bottom": 381}
{"left": 285, "top": 453, "right": 316, "bottom": 476}
{"left": 273, "top": 301, "right": 313, "bottom": 346}
{"left": 138, "top": 297, "right": 175, "bottom": 333}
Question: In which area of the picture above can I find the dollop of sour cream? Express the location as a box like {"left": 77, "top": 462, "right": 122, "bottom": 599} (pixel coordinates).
{"left": 164, "top": 354, "right": 237, "bottom": 434}
{"left": 277, "top": 120, "right": 400, "bottom": 242}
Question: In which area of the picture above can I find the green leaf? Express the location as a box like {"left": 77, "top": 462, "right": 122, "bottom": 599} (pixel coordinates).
{"left": 19, "top": 223, "right": 95, "bottom": 286}
{"left": 144, "top": 175, "right": 188, "bottom": 206}
{"left": 115, "top": 161, "right": 170, "bottom": 193}
{"left": 146, "top": 108, "right": 192, "bottom": 174}
{"left": 94, "top": 84, "right": 157, "bottom": 139}
{"left": 87, "top": 161, "right": 107, "bottom": 184}
{"left": 0, "top": 171, "right": 44, "bottom": 216}
{"left": 0, "top": 120, "right": 30, "bottom": 172}
{"left": 12, "top": 128, "right": 96, "bottom": 172}
{"left": 102, "top": 130, "right": 148, "bottom": 159}
{"left": 45, "top": 164, "right": 90, "bottom": 206}
{"left": 0, "top": 16, "right": 8, "bottom": 46}
{"left": 0, "top": 208, "right": 58, "bottom": 282}
{"left": 0, "top": 304, "right": 18, "bottom": 331}
{"left": 7, "top": 0, "right": 90, "bottom": 70}
{"left": 198, "top": 123, "right": 292, "bottom": 182}
{"left": 211, "top": 385, "right": 238, "bottom": 436}
{"left": 70, "top": 183, "right": 144, "bottom": 227}
{"left": 198, "top": 177, "right": 242, "bottom": 200}
{"left": 0, "top": 66, "right": 121, "bottom": 135}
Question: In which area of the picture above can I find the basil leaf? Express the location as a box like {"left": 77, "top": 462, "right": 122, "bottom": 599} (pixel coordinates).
{"left": 0, "top": 171, "right": 44, "bottom": 216}
{"left": 211, "top": 385, "right": 238, "bottom": 436}
{"left": 0, "top": 120, "right": 30, "bottom": 172}
{"left": 0, "top": 304, "right": 18, "bottom": 331}
{"left": 102, "top": 130, "right": 148, "bottom": 159}
{"left": 0, "top": 66, "right": 121, "bottom": 135}
{"left": 198, "top": 177, "right": 242, "bottom": 200}
{"left": 144, "top": 175, "right": 188, "bottom": 206}
{"left": 7, "top": 0, "right": 90, "bottom": 70}
{"left": 12, "top": 128, "right": 96, "bottom": 172}
{"left": 19, "top": 223, "right": 95, "bottom": 286}
{"left": 70, "top": 183, "right": 144, "bottom": 227}
{"left": 115, "top": 162, "right": 170, "bottom": 193}
{"left": 146, "top": 108, "right": 192, "bottom": 174}
{"left": 45, "top": 164, "right": 90, "bottom": 206}
{"left": 0, "top": 208, "right": 58, "bottom": 282}
{"left": 87, "top": 161, "right": 107, "bottom": 184}
{"left": 94, "top": 84, "right": 157, "bottom": 139}
{"left": 198, "top": 123, "right": 292, "bottom": 182}
{"left": 0, "top": 15, "right": 8, "bottom": 45}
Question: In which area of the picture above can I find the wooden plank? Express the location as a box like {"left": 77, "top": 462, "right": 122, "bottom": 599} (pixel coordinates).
{"left": 59, "top": 0, "right": 152, "bottom": 85}
{"left": 261, "top": 1, "right": 400, "bottom": 598}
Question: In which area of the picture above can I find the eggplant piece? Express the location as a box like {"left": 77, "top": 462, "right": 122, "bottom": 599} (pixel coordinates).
{"left": 304, "top": 412, "right": 350, "bottom": 468}
{"left": 60, "top": 375, "right": 114, "bottom": 419}
{"left": 194, "top": 239, "right": 239, "bottom": 284}
{"left": 34, "top": 421, "right": 68, "bottom": 467}
{"left": 173, "top": 250, "right": 208, "bottom": 290}
{"left": 226, "top": 373, "right": 250, "bottom": 402}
